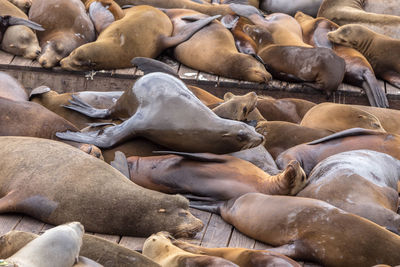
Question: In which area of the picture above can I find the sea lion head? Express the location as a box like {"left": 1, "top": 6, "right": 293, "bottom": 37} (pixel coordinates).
{"left": 221, "top": 121, "right": 265, "bottom": 151}
{"left": 38, "top": 40, "right": 67, "bottom": 68}
{"left": 8, "top": 0, "right": 32, "bottom": 13}
{"left": 212, "top": 91, "right": 258, "bottom": 121}
{"left": 327, "top": 24, "right": 366, "bottom": 48}
{"left": 1, "top": 25, "right": 40, "bottom": 59}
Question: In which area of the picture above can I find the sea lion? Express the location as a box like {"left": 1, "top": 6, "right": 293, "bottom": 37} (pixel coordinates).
{"left": 275, "top": 128, "right": 400, "bottom": 175}
{"left": 0, "top": 71, "right": 28, "bottom": 101}
{"left": 352, "top": 105, "right": 400, "bottom": 134}
{"left": 328, "top": 24, "right": 400, "bottom": 89}
{"left": 212, "top": 92, "right": 259, "bottom": 121}
{"left": 0, "top": 136, "right": 203, "bottom": 237}
{"left": 143, "top": 232, "right": 239, "bottom": 266}
{"left": 85, "top": 0, "right": 124, "bottom": 34}
{"left": 363, "top": 0, "right": 400, "bottom": 16}
{"left": 7, "top": 0, "right": 31, "bottom": 13}
{"left": 60, "top": 6, "right": 219, "bottom": 70}
{"left": 172, "top": 238, "right": 301, "bottom": 267}
{"left": 294, "top": 12, "right": 388, "bottom": 108}
{"left": 260, "top": 0, "right": 323, "bottom": 17}
{"left": 164, "top": 9, "right": 271, "bottom": 83}
{"left": 256, "top": 121, "right": 332, "bottom": 159}
{"left": 0, "top": 0, "right": 41, "bottom": 58}
{"left": 74, "top": 256, "right": 103, "bottom": 267}
{"left": 192, "top": 192, "right": 400, "bottom": 266}
{"left": 318, "top": 0, "right": 400, "bottom": 39}
{"left": 125, "top": 151, "right": 307, "bottom": 200}
{"left": 5, "top": 222, "right": 83, "bottom": 267}
{"left": 56, "top": 73, "right": 264, "bottom": 154}
{"left": 0, "top": 231, "right": 160, "bottom": 267}
{"left": 0, "top": 14, "right": 42, "bottom": 42}
{"left": 298, "top": 150, "right": 400, "bottom": 233}
{"left": 300, "top": 102, "right": 386, "bottom": 133}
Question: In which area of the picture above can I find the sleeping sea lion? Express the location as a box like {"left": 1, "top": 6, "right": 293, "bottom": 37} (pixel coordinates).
{"left": 6, "top": 0, "right": 31, "bottom": 13}
{"left": 85, "top": 0, "right": 124, "bottom": 34}
{"left": 0, "top": 71, "right": 28, "bottom": 101}
{"left": 260, "top": 0, "right": 323, "bottom": 17}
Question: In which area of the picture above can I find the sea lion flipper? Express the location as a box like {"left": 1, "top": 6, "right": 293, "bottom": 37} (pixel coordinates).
{"left": 63, "top": 95, "right": 110, "bottom": 119}
{"left": 131, "top": 57, "right": 178, "bottom": 77}
{"left": 153, "top": 151, "right": 227, "bottom": 163}
{"left": 229, "top": 4, "right": 262, "bottom": 20}
{"left": 180, "top": 14, "right": 209, "bottom": 21}
{"left": 28, "top": 86, "right": 51, "bottom": 100}
{"left": 7, "top": 16, "right": 45, "bottom": 31}
{"left": 307, "top": 128, "right": 382, "bottom": 145}
{"left": 220, "top": 14, "right": 239, "bottom": 29}
{"left": 361, "top": 71, "right": 389, "bottom": 108}
{"left": 111, "top": 151, "right": 130, "bottom": 178}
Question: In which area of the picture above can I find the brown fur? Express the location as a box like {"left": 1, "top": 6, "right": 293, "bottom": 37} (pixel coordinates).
{"left": 0, "top": 71, "right": 28, "bottom": 101}
{"left": 353, "top": 105, "right": 400, "bottom": 134}
{"left": 212, "top": 92, "right": 258, "bottom": 121}
{"left": 7, "top": 0, "right": 31, "bottom": 13}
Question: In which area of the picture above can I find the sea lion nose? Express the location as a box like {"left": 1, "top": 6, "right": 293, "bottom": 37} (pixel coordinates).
{"left": 36, "top": 50, "right": 40, "bottom": 56}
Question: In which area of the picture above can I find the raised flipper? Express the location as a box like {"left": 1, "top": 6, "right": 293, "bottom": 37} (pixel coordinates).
{"left": 362, "top": 71, "right": 389, "bottom": 108}
{"left": 63, "top": 95, "right": 111, "bottom": 119}
{"left": 307, "top": 127, "right": 383, "bottom": 145}
{"left": 131, "top": 57, "right": 178, "bottom": 77}
{"left": 6, "top": 16, "right": 45, "bottom": 31}
{"left": 110, "top": 151, "right": 130, "bottom": 178}
{"left": 229, "top": 3, "right": 262, "bottom": 19}
{"left": 381, "top": 71, "right": 400, "bottom": 90}
{"left": 28, "top": 86, "right": 51, "bottom": 100}
{"left": 153, "top": 151, "right": 228, "bottom": 163}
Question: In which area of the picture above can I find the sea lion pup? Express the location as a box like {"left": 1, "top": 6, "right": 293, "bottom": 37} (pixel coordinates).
{"left": 0, "top": 231, "right": 160, "bottom": 267}
{"left": 259, "top": 0, "right": 323, "bottom": 17}
{"left": 256, "top": 121, "right": 332, "bottom": 159}
{"left": 61, "top": 6, "right": 219, "bottom": 71}
{"left": 298, "top": 150, "right": 400, "bottom": 234}
{"left": 300, "top": 102, "right": 386, "bottom": 133}
{"left": 318, "top": 0, "right": 400, "bottom": 39}
{"left": 230, "top": 4, "right": 345, "bottom": 97}
{"left": 0, "top": 136, "right": 203, "bottom": 237}
{"left": 123, "top": 151, "right": 306, "bottom": 199}
{"left": 0, "top": 0, "right": 41, "bottom": 58}
{"left": 5, "top": 222, "right": 83, "bottom": 267}
{"left": 143, "top": 232, "right": 239, "bottom": 267}
{"left": 275, "top": 128, "right": 400, "bottom": 175}
{"left": 172, "top": 238, "right": 301, "bottom": 267}
{"left": 0, "top": 71, "right": 28, "bottom": 101}
{"left": 294, "top": 12, "right": 388, "bottom": 108}
{"left": 328, "top": 24, "right": 400, "bottom": 89}
{"left": 85, "top": 0, "right": 124, "bottom": 34}
{"left": 57, "top": 73, "right": 264, "bottom": 153}
{"left": 192, "top": 193, "right": 400, "bottom": 267}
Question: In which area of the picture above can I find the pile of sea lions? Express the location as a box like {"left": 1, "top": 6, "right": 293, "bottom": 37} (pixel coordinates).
{"left": 2, "top": 0, "right": 400, "bottom": 266}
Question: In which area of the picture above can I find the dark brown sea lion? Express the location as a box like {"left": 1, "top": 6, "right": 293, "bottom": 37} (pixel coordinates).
{"left": 0, "top": 71, "right": 28, "bottom": 101}
{"left": 298, "top": 150, "right": 400, "bottom": 234}
{"left": 85, "top": 0, "right": 124, "bottom": 34}
{"left": 56, "top": 73, "right": 264, "bottom": 153}
{"left": 172, "top": 238, "right": 301, "bottom": 267}
{"left": 256, "top": 121, "right": 332, "bottom": 159}
{"left": 125, "top": 151, "right": 307, "bottom": 200}
{"left": 275, "top": 128, "right": 400, "bottom": 175}
{"left": 143, "top": 232, "right": 239, "bottom": 266}
{"left": 0, "top": 136, "right": 203, "bottom": 237}
{"left": 318, "top": 0, "right": 400, "bottom": 39}
{"left": 192, "top": 192, "right": 400, "bottom": 266}
{"left": 295, "top": 11, "right": 388, "bottom": 108}
{"left": 28, "top": 0, "right": 96, "bottom": 68}
{"left": 300, "top": 102, "right": 385, "bottom": 133}
{"left": 5, "top": 222, "right": 83, "bottom": 267}
{"left": 260, "top": 0, "right": 323, "bottom": 17}
{"left": 61, "top": 6, "right": 219, "bottom": 70}
{"left": 0, "top": 0, "right": 41, "bottom": 58}
{"left": 0, "top": 231, "right": 160, "bottom": 267}
{"left": 328, "top": 24, "right": 400, "bottom": 89}
{"left": 164, "top": 9, "right": 271, "bottom": 83}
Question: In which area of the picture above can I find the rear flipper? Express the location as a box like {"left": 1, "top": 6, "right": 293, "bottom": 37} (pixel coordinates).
{"left": 131, "top": 57, "right": 178, "bottom": 77}
{"left": 381, "top": 71, "right": 400, "bottom": 90}
{"left": 362, "top": 71, "right": 389, "bottom": 108}
{"left": 63, "top": 95, "right": 110, "bottom": 119}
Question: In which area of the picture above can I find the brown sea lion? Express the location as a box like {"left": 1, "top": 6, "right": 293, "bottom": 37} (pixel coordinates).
{"left": 85, "top": 0, "right": 124, "bottom": 34}
{"left": 275, "top": 128, "right": 400, "bottom": 175}
{"left": 5, "top": 222, "right": 83, "bottom": 267}
{"left": 260, "top": 0, "right": 323, "bottom": 17}
{"left": 0, "top": 71, "right": 28, "bottom": 101}
{"left": 7, "top": 0, "right": 31, "bottom": 13}
{"left": 256, "top": 121, "right": 332, "bottom": 159}
{"left": 0, "top": 0, "right": 41, "bottom": 58}
{"left": 56, "top": 73, "right": 264, "bottom": 153}
{"left": 363, "top": 0, "right": 400, "bottom": 16}
{"left": 28, "top": 0, "right": 95, "bottom": 68}
{"left": 192, "top": 192, "right": 400, "bottom": 266}
{"left": 212, "top": 92, "right": 258, "bottom": 121}
{"left": 298, "top": 150, "right": 400, "bottom": 234}
{"left": 164, "top": 9, "right": 271, "bottom": 83}
{"left": 125, "top": 151, "right": 307, "bottom": 200}
{"left": 294, "top": 12, "right": 388, "bottom": 108}
{"left": 61, "top": 6, "right": 219, "bottom": 70}
{"left": 172, "top": 238, "right": 301, "bottom": 267}
{"left": 0, "top": 231, "right": 160, "bottom": 267}
{"left": 328, "top": 24, "right": 400, "bottom": 89}
{"left": 300, "top": 102, "right": 386, "bottom": 133}
{"left": 353, "top": 105, "right": 400, "bottom": 134}
{"left": 143, "top": 232, "right": 239, "bottom": 266}
{"left": 0, "top": 136, "right": 203, "bottom": 237}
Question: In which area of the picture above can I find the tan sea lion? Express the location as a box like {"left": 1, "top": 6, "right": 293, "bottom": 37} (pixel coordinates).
{"left": 256, "top": 121, "right": 332, "bottom": 159}
{"left": 328, "top": 24, "right": 400, "bottom": 89}
{"left": 0, "top": 71, "right": 28, "bottom": 101}
{"left": 7, "top": 0, "right": 31, "bottom": 13}
{"left": 61, "top": 6, "right": 219, "bottom": 70}
{"left": 298, "top": 150, "right": 400, "bottom": 234}
{"left": 143, "top": 232, "right": 239, "bottom": 266}
{"left": 5, "top": 222, "right": 83, "bottom": 267}
{"left": 295, "top": 12, "right": 388, "bottom": 108}
{"left": 0, "top": 136, "right": 203, "bottom": 237}
{"left": 125, "top": 151, "right": 307, "bottom": 200}
{"left": 0, "top": 0, "right": 41, "bottom": 58}
{"left": 28, "top": 0, "right": 95, "bottom": 68}
{"left": 56, "top": 73, "right": 264, "bottom": 153}
{"left": 212, "top": 92, "right": 259, "bottom": 121}
{"left": 85, "top": 0, "right": 124, "bottom": 34}
{"left": 300, "top": 102, "right": 386, "bottom": 133}
{"left": 353, "top": 105, "right": 400, "bottom": 134}
{"left": 192, "top": 192, "right": 400, "bottom": 266}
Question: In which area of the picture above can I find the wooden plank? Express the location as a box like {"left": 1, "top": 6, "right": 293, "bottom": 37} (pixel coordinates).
{"left": 218, "top": 76, "right": 239, "bottom": 88}
{"left": 118, "top": 236, "right": 146, "bottom": 251}
{"left": 178, "top": 64, "right": 199, "bottom": 81}
{"left": 41, "top": 224, "right": 55, "bottom": 233}
{"left": 228, "top": 228, "right": 255, "bottom": 249}
{"left": 9, "top": 56, "right": 33, "bottom": 68}
{"left": 158, "top": 55, "right": 180, "bottom": 74}
{"left": 14, "top": 216, "right": 45, "bottom": 234}
{"left": 115, "top": 67, "right": 137, "bottom": 76}
{"left": 0, "top": 214, "right": 23, "bottom": 235}
{"left": 197, "top": 71, "right": 218, "bottom": 86}
{"left": 386, "top": 82, "right": 400, "bottom": 96}
{"left": 0, "top": 50, "right": 14, "bottom": 64}
{"left": 94, "top": 233, "right": 120, "bottom": 243}
{"left": 253, "top": 241, "right": 273, "bottom": 250}
{"left": 200, "top": 214, "right": 232, "bottom": 248}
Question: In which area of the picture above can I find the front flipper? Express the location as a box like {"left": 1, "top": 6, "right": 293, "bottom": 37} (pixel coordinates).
{"left": 63, "top": 95, "right": 111, "bottom": 119}
{"left": 28, "top": 86, "right": 51, "bottom": 100}
{"left": 7, "top": 16, "right": 45, "bottom": 31}
{"left": 362, "top": 71, "right": 389, "bottom": 108}
{"left": 131, "top": 57, "right": 178, "bottom": 77}
{"left": 111, "top": 151, "right": 130, "bottom": 178}
{"left": 153, "top": 151, "right": 228, "bottom": 163}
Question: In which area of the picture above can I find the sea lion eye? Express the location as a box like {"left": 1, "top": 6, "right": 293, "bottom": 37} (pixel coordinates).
{"left": 243, "top": 106, "right": 248, "bottom": 114}
{"left": 237, "top": 130, "right": 248, "bottom": 142}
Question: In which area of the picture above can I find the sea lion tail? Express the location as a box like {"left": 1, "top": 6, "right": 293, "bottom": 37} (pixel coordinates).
{"left": 111, "top": 151, "right": 130, "bottom": 178}
{"left": 362, "top": 71, "right": 389, "bottom": 108}
{"left": 6, "top": 16, "right": 45, "bottom": 31}
{"left": 63, "top": 95, "right": 110, "bottom": 119}
{"left": 131, "top": 57, "right": 178, "bottom": 77}
{"left": 307, "top": 127, "right": 383, "bottom": 145}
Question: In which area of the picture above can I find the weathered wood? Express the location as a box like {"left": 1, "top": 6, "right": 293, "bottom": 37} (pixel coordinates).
{"left": 0, "top": 214, "right": 23, "bottom": 236}
{"left": 253, "top": 241, "right": 273, "bottom": 250}
{"left": 228, "top": 228, "right": 255, "bottom": 249}
{"left": 200, "top": 214, "right": 232, "bottom": 248}
{"left": 178, "top": 64, "right": 198, "bottom": 81}
{"left": 14, "top": 216, "right": 44, "bottom": 234}
{"left": 94, "top": 233, "right": 121, "bottom": 243}
{"left": 119, "top": 236, "right": 146, "bottom": 251}
{"left": 0, "top": 50, "right": 14, "bottom": 64}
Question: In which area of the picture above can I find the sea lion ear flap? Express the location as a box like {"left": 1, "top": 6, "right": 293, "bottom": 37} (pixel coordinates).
{"left": 221, "top": 14, "right": 239, "bottom": 29}
{"left": 29, "top": 86, "right": 51, "bottom": 100}
{"left": 223, "top": 92, "right": 235, "bottom": 101}
{"left": 111, "top": 151, "right": 130, "bottom": 178}
{"left": 153, "top": 151, "right": 227, "bottom": 163}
